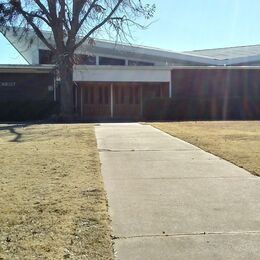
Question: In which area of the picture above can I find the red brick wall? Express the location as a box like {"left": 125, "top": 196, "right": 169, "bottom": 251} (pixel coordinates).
{"left": 0, "top": 72, "right": 54, "bottom": 102}
{"left": 171, "top": 68, "right": 260, "bottom": 98}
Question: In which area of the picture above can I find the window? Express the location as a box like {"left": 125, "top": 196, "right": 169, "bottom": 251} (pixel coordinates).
{"left": 128, "top": 60, "right": 154, "bottom": 66}
{"left": 39, "top": 49, "right": 54, "bottom": 64}
{"left": 74, "top": 54, "right": 96, "bottom": 65}
{"left": 99, "top": 56, "right": 126, "bottom": 66}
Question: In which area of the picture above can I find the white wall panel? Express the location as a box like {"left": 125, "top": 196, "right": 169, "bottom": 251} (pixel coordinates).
{"left": 73, "top": 66, "right": 171, "bottom": 82}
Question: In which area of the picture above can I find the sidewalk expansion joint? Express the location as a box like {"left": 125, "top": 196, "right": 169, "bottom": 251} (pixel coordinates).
{"left": 99, "top": 149, "right": 199, "bottom": 153}
{"left": 112, "top": 231, "right": 260, "bottom": 240}
{"left": 106, "top": 176, "right": 255, "bottom": 180}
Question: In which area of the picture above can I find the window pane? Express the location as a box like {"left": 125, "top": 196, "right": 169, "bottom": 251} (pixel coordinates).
{"left": 75, "top": 54, "right": 96, "bottom": 65}
{"left": 99, "top": 56, "right": 125, "bottom": 66}
{"left": 39, "top": 49, "right": 54, "bottom": 64}
{"left": 86, "top": 55, "right": 96, "bottom": 65}
{"left": 128, "top": 60, "right": 154, "bottom": 66}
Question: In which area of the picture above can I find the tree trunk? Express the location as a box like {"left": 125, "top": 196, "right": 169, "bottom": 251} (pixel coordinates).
{"left": 59, "top": 56, "right": 74, "bottom": 118}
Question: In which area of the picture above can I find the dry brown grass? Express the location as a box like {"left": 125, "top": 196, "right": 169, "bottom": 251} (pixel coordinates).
{"left": 151, "top": 121, "right": 260, "bottom": 177}
{"left": 0, "top": 124, "right": 113, "bottom": 260}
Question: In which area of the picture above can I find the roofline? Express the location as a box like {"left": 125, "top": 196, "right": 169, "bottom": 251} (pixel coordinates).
{"left": 2, "top": 64, "right": 260, "bottom": 71}
{"left": 3, "top": 27, "right": 219, "bottom": 65}
{"left": 0, "top": 64, "right": 56, "bottom": 73}
{"left": 171, "top": 65, "right": 260, "bottom": 69}
{"left": 185, "top": 43, "right": 260, "bottom": 53}
{"left": 4, "top": 27, "right": 260, "bottom": 65}
{"left": 75, "top": 65, "right": 173, "bottom": 71}
{"left": 184, "top": 44, "right": 260, "bottom": 62}
{"left": 88, "top": 39, "right": 218, "bottom": 64}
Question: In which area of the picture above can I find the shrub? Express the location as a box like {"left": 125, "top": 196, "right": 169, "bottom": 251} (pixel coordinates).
{"left": 143, "top": 97, "right": 260, "bottom": 121}
{"left": 0, "top": 100, "right": 59, "bottom": 122}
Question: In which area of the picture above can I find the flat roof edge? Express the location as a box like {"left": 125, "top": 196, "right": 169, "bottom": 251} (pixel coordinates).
{"left": 75, "top": 65, "right": 173, "bottom": 70}
{"left": 171, "top": 65, "right": 260, "bottom": 69}
{"left": 0, "top": 64, "right": 56, "bottom": 73}
{"left": 0, "top": 64, "right": 55, "bottom": 69}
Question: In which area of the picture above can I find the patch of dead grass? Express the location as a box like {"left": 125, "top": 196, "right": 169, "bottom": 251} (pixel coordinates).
{"left": 0, "top": 124, "right": 113, "bottom": 259}
{"left": 151, "top": 121, "right": 260, "bottom": 177}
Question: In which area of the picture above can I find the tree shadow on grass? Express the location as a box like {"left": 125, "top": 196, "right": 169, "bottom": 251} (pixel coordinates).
{"left": 0, "top": 123, "right": 32, "bottom": 142}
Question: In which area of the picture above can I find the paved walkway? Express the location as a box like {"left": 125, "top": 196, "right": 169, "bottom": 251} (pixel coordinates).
{"left": 95, "top": 123, "right": 260, "bottom": 260}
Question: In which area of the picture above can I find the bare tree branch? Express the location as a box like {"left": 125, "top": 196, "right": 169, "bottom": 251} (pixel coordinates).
{"left": 74, "top": 0, "right": 124, "bottom": 49}
{"left": 34, "top": 0, "right": 52, "bottom": 22}
{"left": 0, "top": 0, "right": 156, "bottom": 115}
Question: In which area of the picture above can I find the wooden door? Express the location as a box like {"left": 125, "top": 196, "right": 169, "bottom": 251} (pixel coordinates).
{"left": 113, "top": 85, "right": 142, "bottom": 120}
{"left": 82, "top": 85, "right": 111, "bottom": 119}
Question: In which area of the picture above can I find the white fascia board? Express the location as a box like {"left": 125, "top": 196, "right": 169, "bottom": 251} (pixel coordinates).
{"left": 73, "top": 65, "right": 172, "bottom": 82}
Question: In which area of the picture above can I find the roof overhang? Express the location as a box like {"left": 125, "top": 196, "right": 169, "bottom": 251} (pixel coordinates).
{"left": 73, "top": 65, "right": 172, "bottom": 82}
{"left": 0, "top": 64, "right": 55, "bottom": 73}
{"left": 1, "top": 27, "right": 221, "bottom": 66}
{"left": 171, "top": 65, "right": 260, "bottom": 70}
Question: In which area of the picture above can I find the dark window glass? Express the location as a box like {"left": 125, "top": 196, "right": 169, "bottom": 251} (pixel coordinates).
{"left": 99, "top": 56, "right": 125, "bottom": 66}
{"left": 128, "top": 60, "right": 154, "bottom": 66}
{"left": 86, "top": 55, "right": 96, "bottom": 65}
{"left": 39, "top": 49, "right": 54, "bottom": 64}
{"left": 75, "top": 54, "right": 96, "bottom": 65}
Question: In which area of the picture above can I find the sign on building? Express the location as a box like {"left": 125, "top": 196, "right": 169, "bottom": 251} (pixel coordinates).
{"left": 0, "top": 82, "right": 16, "bottom": 87}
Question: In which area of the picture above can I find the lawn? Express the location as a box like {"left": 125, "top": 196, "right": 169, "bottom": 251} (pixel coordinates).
{"left": 0, "top": 124, "right": 113, "bottom": 259}
{"left": 151, "top": 121, "right": 260, "bottom": 177}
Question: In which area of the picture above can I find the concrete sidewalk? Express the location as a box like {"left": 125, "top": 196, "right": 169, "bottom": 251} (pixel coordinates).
{"left": 95, "top": 123, "right": 260, "bottom": 260}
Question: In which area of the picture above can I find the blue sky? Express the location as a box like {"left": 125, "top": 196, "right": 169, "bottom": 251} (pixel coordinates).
{"left": 1, "top": 0, "right": 260, "bottom": 64}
